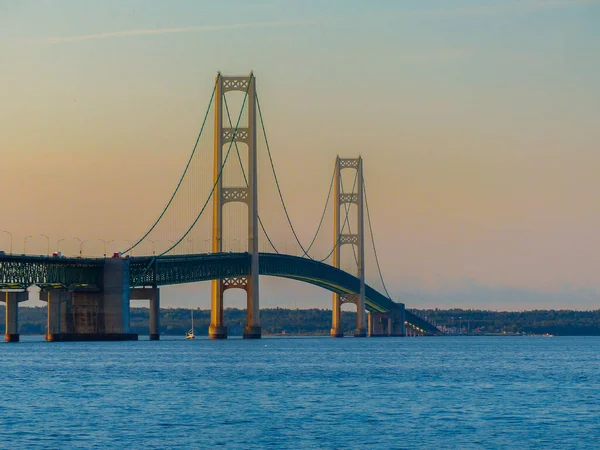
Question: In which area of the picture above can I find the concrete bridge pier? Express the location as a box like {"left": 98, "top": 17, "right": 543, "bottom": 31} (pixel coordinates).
{"left": 368, "top": 313, "right": 394, "bottom": 336}
{"left": 390, "top": 303, "right": 406, "bottom": 337}
{"left": 39, "top": 258, "right": 137, "bottom": 341}
{"left": 41, "top": 290, "right": 68, "bottom": 341}
{"left": 367, "top": 303, "right": 406, "bottom": 337}
{"left": 131, "top": 287, "right": 160, "bottom": 340}
{"left": 3, "top": 291, "right": 28, "bottom": 342}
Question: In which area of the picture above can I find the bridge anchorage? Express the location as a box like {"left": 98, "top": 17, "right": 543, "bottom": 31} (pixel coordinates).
{"left": 0, "top": 71, "right": 442, "bottom": 342}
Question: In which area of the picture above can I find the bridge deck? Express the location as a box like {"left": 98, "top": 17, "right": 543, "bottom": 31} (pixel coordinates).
{"left": 0, "top": 252, "right": 440, "bottom": 335}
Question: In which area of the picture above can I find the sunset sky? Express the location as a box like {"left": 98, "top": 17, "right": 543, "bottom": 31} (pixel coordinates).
{"left": 1, "top": 0, "right": 599, "bottom": 310}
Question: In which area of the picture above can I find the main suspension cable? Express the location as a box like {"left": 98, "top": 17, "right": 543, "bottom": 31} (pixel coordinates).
{"left": 122, "top": 75, "right": 220, "bottom": 254}
{"left": 256, "top": 93, "right": 341, "bottom": 261}
{"left": 318, "top": 168, "right": 358, "bottom": 262}
{"left": 158, "top": 76, "right": 252, "bottom": 256}
{"left": 133, "top": 76, "right": 253, "bottom": 285}
{"left": 363, "top": 179, "right": 392, "bottom": 299}
{"left": 223, "top": 96, "right": 280, "bottom": 254}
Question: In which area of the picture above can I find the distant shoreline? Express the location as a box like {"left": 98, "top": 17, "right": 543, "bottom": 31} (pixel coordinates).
{"left": 3, "top": 306, "right": 600, "bottom": 337}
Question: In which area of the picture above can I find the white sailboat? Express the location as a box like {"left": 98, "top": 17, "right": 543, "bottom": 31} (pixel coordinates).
{"left": 186, "top": 309, "right": 195, "bottom": 340}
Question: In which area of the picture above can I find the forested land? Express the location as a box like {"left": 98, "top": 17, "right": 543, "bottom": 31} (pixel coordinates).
{"left": 2, "top": 306, "right": 600, "bottom": 336}
{"left": 415, "top": 309, "right": 600, "bottom": 335}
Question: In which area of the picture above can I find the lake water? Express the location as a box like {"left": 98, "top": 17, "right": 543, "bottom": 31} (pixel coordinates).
{"left": 1, "top": 336, "right": 599, "bottom": 449}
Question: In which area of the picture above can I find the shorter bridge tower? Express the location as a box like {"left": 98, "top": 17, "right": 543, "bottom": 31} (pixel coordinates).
{"left": 330, "top": 156, "right": 367, "bottom": 338}
{"left": 209, "top": 73, "right": 261, "bottom": 339}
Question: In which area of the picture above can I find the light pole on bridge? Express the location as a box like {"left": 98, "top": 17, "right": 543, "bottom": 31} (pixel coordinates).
{"left": 2, "top": 230, "right": 12, "bottom": 254}
{"left": 124, "top": 240, "right": 135, "bottom": 257}
{"left": 204, "top": 238, "right": 210, "bottom": 253}
{"left": 99, "top": 239, "right": 114, "bottom": 257}
{"left": 148, "top": 239, "right": 159, "bottom": 256}
{"left": 73, "top": 237, "right": 87, "bottom": 257}
{"left": 56, "top": 238, "right": 66, "bottom": 254}
{"left": 24, "top": 235, "right": 32, "bottom": 255}
{"left": 40, "top": 234, "right": 50, "bottom": 256}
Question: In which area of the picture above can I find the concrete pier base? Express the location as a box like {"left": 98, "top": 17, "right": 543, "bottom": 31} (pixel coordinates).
{"left": 4, "top": 334, "right": 19, "bottom": 343}
{"left": 71, "top": 291, "right": 103, "bottom": 334}
{"left": 330, "top": 328, "right": 344, "bottom": 338}
{"left": 354, "top": 329, "right": 367, "bottom": 338}
{"left": 243, "top": 326, "right": 261, "bottom": 339}
{"left": 209, "top": 325, "right": 228, "bottom": 339}
{"left": 369, "top": 303, "right": 406, "bottom": 337}
{"left": 45, "top": 333, "right": 138, "bottom": 342}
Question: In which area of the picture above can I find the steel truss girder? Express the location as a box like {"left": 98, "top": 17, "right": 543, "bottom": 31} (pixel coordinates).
{"left": 222, "top": 127, "right": 249, "bottom": 144}
{"left": 222, "top": 276, "right": 249, "bottom": 291}
{"left": 222, "top": 187, "right": 249, "bottom": 205}
{"left": 0, "top": 252, "right": 440, "bottom": 334}
{"left": 222, "top": 76, "right": 250, "bottom": 92}
{"left": 0, "top": 254, "right": 102, "bottom": 290}
{"left": 339, "top": 233, "right": 359, "bottom": 246}
{"left": 339, "top": 193, "right": 358, "bottom": 205}
{"left": 338, "top": 158, "right": 359, "bottom": 169}
{"left": 340, "top": 294, "right": 359, "bottom": 305}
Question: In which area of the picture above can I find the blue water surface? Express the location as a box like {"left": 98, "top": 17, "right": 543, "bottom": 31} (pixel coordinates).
{"left": 1, "top": 336, "right": 599, "bottom": 449}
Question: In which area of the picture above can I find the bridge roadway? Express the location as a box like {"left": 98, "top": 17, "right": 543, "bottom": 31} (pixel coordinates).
{"left": 0, "top": 252, "right": 439, "bottom": 335}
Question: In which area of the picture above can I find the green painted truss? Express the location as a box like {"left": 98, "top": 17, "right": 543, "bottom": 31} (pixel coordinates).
{"left": 0, "top": 252, "right": 440, "bottom": 334}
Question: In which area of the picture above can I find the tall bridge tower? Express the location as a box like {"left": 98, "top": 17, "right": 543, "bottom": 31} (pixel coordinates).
{"left": 209, "top": 73, "right": 261, "bottom": 339}
{"left": 330, "top": 156, "right": 367, "bottom": 337}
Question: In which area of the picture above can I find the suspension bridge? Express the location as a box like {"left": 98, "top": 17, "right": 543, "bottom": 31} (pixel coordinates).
{"left": 0, "top": 73, "right": 440, "bottom": 342}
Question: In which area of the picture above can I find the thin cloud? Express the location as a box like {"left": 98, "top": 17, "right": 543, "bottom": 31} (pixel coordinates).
{"left": 415, "top": 0, "right": 600, "bottom": 17}
{"left": 19, "top": 19, "right": 313, "bottom": 45}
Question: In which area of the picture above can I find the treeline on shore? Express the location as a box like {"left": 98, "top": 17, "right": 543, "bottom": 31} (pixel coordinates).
{"left": 413, "top": 309, "right": 600, "bottom": 336}
{"left": 2, "top": 306, "right": 600, "bottom": 336}
{"left": 0, "top": 307, "right": 359, "bottom": 336}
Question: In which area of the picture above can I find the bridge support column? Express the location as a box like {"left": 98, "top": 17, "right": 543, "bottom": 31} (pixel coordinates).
{"left": 209, "top": 285, "right": 227, "bottom": 339}
{"left": 370, "top": 312, "right": 388, "bottom": 336}
{"left": 393, "top": 303, "right": 406, "bottom": 337}
{"left": 244, "top": 74, "right": 261, "bottom": 340}
{"left": 45, "top": 258, "right": 136, "bottom": 341}
{"left": 210, "top": 73, "right": 261, "bottom": 339}
{"left": 62, "top": 291, "right": 74, "bottom": 334}
{"left": 367, "top": 311, "right": 373, "bottom": 337}
{"left": 104, "top": 258, "right": 133, "bottom": 336}
{"left": 70, "top": 291, "right": 104, "bottom": 334}
{"left": 330, "top": 293, "right": 343, "bottom": 337}
{"left": 4, "top": 291, "right": 27, "bottom": 343}
{"left": 131, "top": 287, "right": 160, "bottom": 340}
{"left": 149, "top": 288, "right": 160, "bottom": 340}
{"left": 43, "top": 290, "right": 67, "bottom": 341}
{"left": 369, "top": 303, "right": 406, "bottom": 337}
